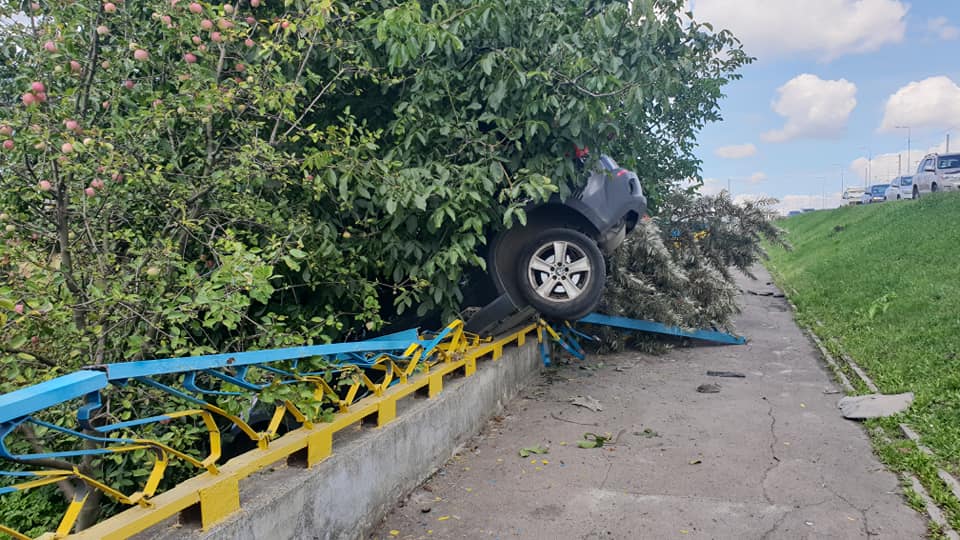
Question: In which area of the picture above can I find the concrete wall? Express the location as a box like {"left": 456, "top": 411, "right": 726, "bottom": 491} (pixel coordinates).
{"left": 151, "top": 341, "right": 539, "bottom": 540}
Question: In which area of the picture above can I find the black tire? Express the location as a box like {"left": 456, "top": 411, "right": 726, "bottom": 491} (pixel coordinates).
{"left": 516, "top": 228, "right": 605, "bottom": 320}
{"left": 913, "top": 186, "right": 920, "bottom": 199}
{"left": 932, "top": 183, "right": 939, "bottom": 193}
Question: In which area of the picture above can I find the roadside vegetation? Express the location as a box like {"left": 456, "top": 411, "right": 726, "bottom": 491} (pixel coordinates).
{"left": 766, "top": 193, "right": 960, "bottom": 530}
{"left": 0, "top": 0, "right": 753, "bottom": 535}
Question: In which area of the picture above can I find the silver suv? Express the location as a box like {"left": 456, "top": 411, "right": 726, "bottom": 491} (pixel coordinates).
{"left": 913, "top": 153, "right": 960, "bottom": 197}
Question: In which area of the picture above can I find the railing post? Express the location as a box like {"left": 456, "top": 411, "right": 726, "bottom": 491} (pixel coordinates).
{"left": 307, "top": 429, "right": 332, "bottom": 467}
{"left": 198, "top": 477, "right": 240, "bottom": 530}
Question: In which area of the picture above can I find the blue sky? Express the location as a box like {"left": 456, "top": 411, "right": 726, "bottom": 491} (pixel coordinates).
{"left": 690, "top": 0, "right": 960, "bottom": 212}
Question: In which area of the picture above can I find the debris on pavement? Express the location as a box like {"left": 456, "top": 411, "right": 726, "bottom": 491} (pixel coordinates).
{"left": 838, "top": 392, "right": 914, "bottom": 419}
{"left": 696, "top": 383, "right": 721, "bottom": 393}
{"left": 518, "top": 445, "right": 549, "bottom": 458}
{"left": 569, "top": 395, "right": 604, "bottom": 411}
{"left": 577, "top": 432, "right": 610, "bottom": 449}
{"left": 706, "top": 370, "right": 746, "bottom": 378}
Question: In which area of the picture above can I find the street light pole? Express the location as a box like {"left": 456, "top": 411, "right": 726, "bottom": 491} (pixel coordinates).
{"left": 896, "top": 125, "right": 911, "bottom": 175}
{"left": 859, "top": 146, "right": 872, "bottom": 186}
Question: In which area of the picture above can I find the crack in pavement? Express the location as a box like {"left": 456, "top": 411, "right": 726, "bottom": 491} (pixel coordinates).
{"left": 761, "top": 400, "right": 781, "bottom": 505}
{"left": 759, "top": 499, "right": 833, "bottom": 540}
{"left": 819, "top": 471, "right": 875, "bottom": 537}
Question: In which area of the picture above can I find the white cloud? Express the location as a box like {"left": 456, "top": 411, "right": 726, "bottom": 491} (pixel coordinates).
{"left": 776, "top": 193, "right": 844, "bottom": 214}
{"left": 683, "top": 177, "right": 725, "bottom": 196}
{"left": 879, "top": 77, "right": 960, "bottom": 133}
{"left": 850, "top": 142, "right": 949, "bottom": 183}
{"left": 762, "top": 74, "right": 858, "bottom": 143}
{"left": 726, "top": 191, "right": 843, "bottom": 215}
{"left": 748, "top": 172, "right": 768, "bottom": 184}
{"left": 692, "top": 0, "right": 907, "bottom": 61}
{"left": 714, "top": 143, "right": 758, "bottom": 159}
{"left": 928, "top": 17, "right": 960, "bottom": 41}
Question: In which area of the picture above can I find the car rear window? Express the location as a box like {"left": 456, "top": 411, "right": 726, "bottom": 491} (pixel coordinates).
{"left": 938, "top": 155, "right": 960, "bottom": 169}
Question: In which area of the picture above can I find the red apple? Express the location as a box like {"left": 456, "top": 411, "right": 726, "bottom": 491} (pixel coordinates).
{"left": 200, "top": 18, "right": 213, "bottom": 29}
{"left": 84, "top": 187, "right": 96, "bottom": 197}
{"left": 61, "top": 142, "right": 74, "bottom": 153}
{"left": 245, "top": 16, "right": 255, "bottom": 24}
{"left": 43, "top": 41, "right": 57, "bottom": 52}
{"left": 188, "top": 2, "right": 202, "bottom": 13}
{"left": 250, "top": 0, "right": 260, "bottom": 7}
{"left": 2, "top": 140, "right": 13, "bottom": 150}
{"left": 184, "top": 52, "right": 197, "bottom": 63}
{"left": 192, "top": 35, "right": 202, "bottom": 44}
{"left": 161, "top": 14, "right": 172, "bottom": 26}
{"left": 103, "top": 2, "right": 116, "bottom": 13}
{"left": 217, "top": 18, "right": 233, "bottom": 30}
{"left": 97, "top": 25, "right": 110, "bottom": 35}
{"left": 210, "top": 31, "right": 222, "bottom": 42}
{"left": 14, "top": 303, "right": 24, "bottom": 314}
{"left": 124, "top": 79, "right": 135, "bottom": 89}
{"left": 0, "top": 126, "right": 11, "bottom": 136}
{"left": 244, "top": 38, "right": 254, "bottom": 47}
{"left": 133, "top": 49, "right": 149, "bottom": 61}
{"left": 21, "top": 93, "right": 36, "bottom": 106}
{"left": 64, "top": 119, "right": 79, "bottom": 131}
{"left": 69, "top": 60, "right": 82, "bottom": 73}
{"left": 30, "top": 81, "right": 45, "bottom": 93}
{"left": 39, "top": 180, "right": 52, "bottom": 191}
{"left": 224, "top": 4, "right": 234, "bottom": 14}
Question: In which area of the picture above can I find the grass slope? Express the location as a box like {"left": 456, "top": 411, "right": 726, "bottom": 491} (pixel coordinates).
{"left": 766, "top": 193, "right": 960, "bottom": 530}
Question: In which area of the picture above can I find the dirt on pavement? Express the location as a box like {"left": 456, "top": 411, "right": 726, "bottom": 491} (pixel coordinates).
{"left": 370, "top": 266, "right": 927, "bottom": 539}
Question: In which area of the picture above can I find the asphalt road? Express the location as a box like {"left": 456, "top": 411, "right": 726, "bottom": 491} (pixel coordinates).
{"left": 370, "top": 266, "right": 927, "bottom": 539}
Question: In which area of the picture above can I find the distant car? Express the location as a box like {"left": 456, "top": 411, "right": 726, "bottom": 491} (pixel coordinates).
{"left": 913, "top": 153, "right": 960, "bottom": 197}
{"left": 861, "top": 184, "right": 890, "bottom": 204}
{"left": 884, "top": 176, "right": 914, "bottom": 200}
{"left": 842, "top": 187, "right": 865, "bottom": 205}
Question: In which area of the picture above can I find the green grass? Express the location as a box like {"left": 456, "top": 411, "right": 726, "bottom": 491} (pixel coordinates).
{"left": 765, "top": 193, "right": 960, "bottom": 528}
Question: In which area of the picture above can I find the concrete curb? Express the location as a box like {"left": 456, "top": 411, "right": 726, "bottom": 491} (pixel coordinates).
{"left": 145, "top": 341, "right": 540, "bottom": 540}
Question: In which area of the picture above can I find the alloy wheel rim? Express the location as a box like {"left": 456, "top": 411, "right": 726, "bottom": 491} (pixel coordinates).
{"left": 526, "top": 240, "right": 592, "bottom": 302}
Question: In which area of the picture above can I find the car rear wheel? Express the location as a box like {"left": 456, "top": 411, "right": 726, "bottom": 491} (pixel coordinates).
{"left": 932, "top": 183, "right": 939, "bottom": 193}
{"left": 516, "top": 228, "right": 605, "bottom": 320}
{"left": 913, "top": 186, "right": 920, "bottom": 199}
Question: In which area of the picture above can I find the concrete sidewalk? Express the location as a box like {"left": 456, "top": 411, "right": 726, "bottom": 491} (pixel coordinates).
{"left": 370, "top": 266, "right": 926, "bottom": 539}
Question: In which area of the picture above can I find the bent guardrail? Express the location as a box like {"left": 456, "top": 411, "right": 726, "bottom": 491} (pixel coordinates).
{"left": 0, "top": 319, "right": 540, "bottom": 539}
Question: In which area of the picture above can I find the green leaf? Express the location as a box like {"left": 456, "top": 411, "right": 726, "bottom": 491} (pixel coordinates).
{"left": 518, "top": 445, "right": 549, "bottom": 457}
{"left": 9, "top": 335, "right": 27, "bottom": 349}
{"left": 479, "top": 53, "right": 494, "bottom": 76}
